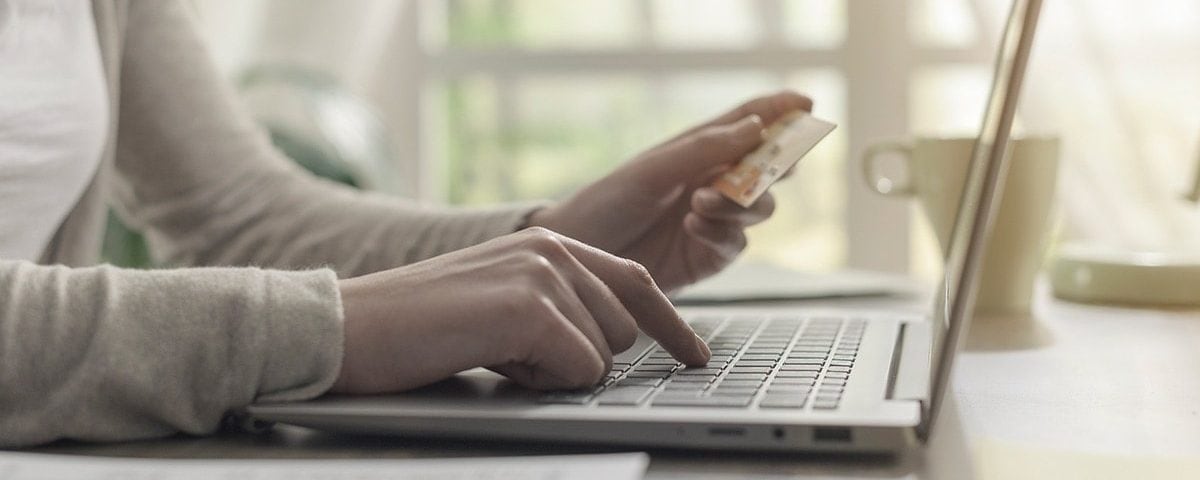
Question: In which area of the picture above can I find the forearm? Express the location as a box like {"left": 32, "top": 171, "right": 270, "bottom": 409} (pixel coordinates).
{"left": 111, "top": 1, "right": 542, "bottom": 277}
{"left": 0, "top": 260, "right": 342, "bottom": 447}
{"left": 126, "top": 164, "right": 544, "bottom": 277}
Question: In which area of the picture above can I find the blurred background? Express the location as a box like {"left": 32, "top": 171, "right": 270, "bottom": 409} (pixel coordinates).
{"left": 183, "top": 0, "right": 1200, "bottom": 279}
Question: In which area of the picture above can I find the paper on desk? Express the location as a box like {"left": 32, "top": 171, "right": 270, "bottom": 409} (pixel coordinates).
{"left": 0, "top": 451, "right": 649, "bottom": 480}
{"left": 975, "top": 438, "right": 1200, "bottom": 480}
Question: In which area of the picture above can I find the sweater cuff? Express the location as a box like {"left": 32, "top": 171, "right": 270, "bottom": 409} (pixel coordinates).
{"left": 500, "top": 200, "right": 551, "bottom": 233}
{"left": 254, "top": 269, "right": 344, "bottom": 403}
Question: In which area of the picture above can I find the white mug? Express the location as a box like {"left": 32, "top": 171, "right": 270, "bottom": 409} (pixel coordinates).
{"left": 862, "top": 136, "right": 1061, "bottom": 314}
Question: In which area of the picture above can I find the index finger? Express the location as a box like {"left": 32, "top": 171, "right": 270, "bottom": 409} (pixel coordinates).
{"left": 672, "top": 90, "right": 814, "bottom": 142}
{"left": 557, "top": 237, "right": 711, "bottom": 366}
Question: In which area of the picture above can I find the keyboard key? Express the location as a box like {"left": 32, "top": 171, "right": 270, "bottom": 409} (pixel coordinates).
{"left": 716, "top": 379, "right": 764, "bottom": 389}
{"left": 824, "top": 372, "right": 849, "bottom": 380}
{"left": 775, "top": 371, "right": 819, "bottom": 378}
{"left": 772, "top": 377, "right": 816, "bottom": 386}
{"left": 652, "top": 395, "right": 752, "bottom": 408}
{"left": 759, "top": 396, "right": 808, "bottom": 408}
{"left": 627, "top": 371, "right": 672, "bottom": 379}
{"left": 739, "top": 354, "right": 781, "bottom": 361}
{"left": 631, "top": 364, "right": 675, "bottom": 372}
{"left": 794, "top": 338, "right": 833, "bottom": 344}
{"left": 729, "top": 366, "right": 773, "bottom": 374}
{"left": 827, "top": 366, "right": 851, "bottom": 373}
{"left": 596, "top": 386, "right": 655, "bottom": 406}
{"left": 709, "top": 387, "right": 760, "bottom": 396}
{"left": 615, "top": 377, "right": 662, "bottom": 387}
{"left": 812, "top": 399, "right": 839, "bottom": 410}
{"left": 766, "top": 386, "right": 811, "bottom": 395}
{"left": 785, "top": 363, "right": 825, "bottom": 370}
{"left": 731, "top": 361, "right": 776, "bottom": 368}
{"left": 662, "top": 384, "right": 708, "bottom": 394}
{"left": 815, "top": 393, "right": 841, "bottom": 402}
{"left": 676, "top": 367, "right": 723, "bottom": 375}
{"left": 723, "top": 373, "right": 768, "bottom": 381}
{"left": 783, "top": 361, "right": 825, "bottom": 368}
{"left": 667, "top": 377, "right": 715, "bottom": 385}
{"left": 663, "top": 386, "right": 708, "bottom": 395}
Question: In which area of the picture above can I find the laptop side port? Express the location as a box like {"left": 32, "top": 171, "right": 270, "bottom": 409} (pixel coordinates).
{"left": 812, "top": 427, "right": 852, "bottom": 443}
{"left": 707, "top": 426, "right": 747, "bottom": 437}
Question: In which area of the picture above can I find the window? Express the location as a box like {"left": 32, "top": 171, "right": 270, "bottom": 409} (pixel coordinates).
{"left": 401, "top": 0, "right": 1000, "bottom": 273}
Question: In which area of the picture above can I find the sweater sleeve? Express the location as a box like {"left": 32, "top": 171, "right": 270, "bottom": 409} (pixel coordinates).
{"left": 111, "top": 1, "right": 539, "bottom": 277}
{"left": 0, "top": 260, "right": 343, "bottom": 447}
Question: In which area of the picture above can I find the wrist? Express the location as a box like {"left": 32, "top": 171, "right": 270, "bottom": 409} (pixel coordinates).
{"left": 331, "top": 278, "right": 366, "bottom": 393}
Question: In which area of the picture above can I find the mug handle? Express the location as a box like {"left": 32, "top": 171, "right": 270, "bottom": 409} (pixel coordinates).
{"left": 861, "top": 140, "right": 916, "bottom": 196}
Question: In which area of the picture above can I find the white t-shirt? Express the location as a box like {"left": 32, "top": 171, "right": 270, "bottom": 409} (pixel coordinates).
{"left": 0, "top": 0, "right": 109, "bottom": 261}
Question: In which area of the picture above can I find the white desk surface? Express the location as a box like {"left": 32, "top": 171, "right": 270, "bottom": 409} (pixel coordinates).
{"left": 30, "top": 283, "right": 1200, "bottom": 479}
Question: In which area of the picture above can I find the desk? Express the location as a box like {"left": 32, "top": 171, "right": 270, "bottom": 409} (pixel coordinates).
{"left": 31, "top": 284, "right": 1200, "bottom": 478}
{"left": 957, "top": 286, "right": 1200, "bottom": 458}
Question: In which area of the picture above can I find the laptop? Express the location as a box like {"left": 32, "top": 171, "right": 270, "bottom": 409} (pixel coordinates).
{"left": 248, "top": 0, "right": 1043, "bottom": 453}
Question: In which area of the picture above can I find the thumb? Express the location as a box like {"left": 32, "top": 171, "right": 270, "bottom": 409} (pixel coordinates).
{"left": 674, "top": 114, "right": 765, "bottom": 173}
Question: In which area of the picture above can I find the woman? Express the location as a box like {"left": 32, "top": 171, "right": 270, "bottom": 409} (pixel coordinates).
{"left": 0, "top": 0, "right": 811, "bottom": 447}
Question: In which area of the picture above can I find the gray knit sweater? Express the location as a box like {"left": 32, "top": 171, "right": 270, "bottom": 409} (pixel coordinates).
{"left": 0, "top": 1, "right": 536, "bottom": 447}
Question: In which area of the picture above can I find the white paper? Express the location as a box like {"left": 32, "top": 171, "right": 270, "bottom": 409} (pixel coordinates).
{"left": 0, "top": 451, "right": 649, "bottom": 480}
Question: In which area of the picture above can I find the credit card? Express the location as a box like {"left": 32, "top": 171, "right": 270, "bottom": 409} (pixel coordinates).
{"left": 712, "top": 112, "right": 837, "bottom": 208}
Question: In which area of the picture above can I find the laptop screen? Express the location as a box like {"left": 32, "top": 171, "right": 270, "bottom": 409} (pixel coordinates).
{"left": 923, "top": 0, "right": 1043, "bottom": 436}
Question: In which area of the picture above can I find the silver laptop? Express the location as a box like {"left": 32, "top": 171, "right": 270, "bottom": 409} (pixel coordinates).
{"left": 248, "top": 0, "right": 1043, "bottom": 453}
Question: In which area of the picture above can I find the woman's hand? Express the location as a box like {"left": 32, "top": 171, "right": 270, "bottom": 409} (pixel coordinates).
{"left": 527, "top": 91, "right": 814, "bottom": 293}
{"left": 331, "top": 227, "right": 710, "bottom": 394}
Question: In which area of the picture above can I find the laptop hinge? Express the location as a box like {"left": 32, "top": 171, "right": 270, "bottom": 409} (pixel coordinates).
{"left": 885, "top": 320, "right": 933, "bottom": 440}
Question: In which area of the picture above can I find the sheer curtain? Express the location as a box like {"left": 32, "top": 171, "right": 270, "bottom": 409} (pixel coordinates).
{"left": 1012, "top": 0, "right": 1200, "bottom": 253}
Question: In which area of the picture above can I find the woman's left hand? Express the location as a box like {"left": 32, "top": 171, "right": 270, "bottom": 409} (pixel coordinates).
{"left": 528, "top": 90, "right": 813, "bottom": 293}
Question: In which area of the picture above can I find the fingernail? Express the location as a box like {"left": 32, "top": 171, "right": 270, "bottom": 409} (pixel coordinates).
{"left": 741, "top": 114, "right": 766, "bottom": 141}
{"left": 696, "top": 188, "right": 721, "bottom": 205}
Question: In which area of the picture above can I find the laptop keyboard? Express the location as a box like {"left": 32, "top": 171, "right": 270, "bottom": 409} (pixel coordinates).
{"left": 537, "top": 315, "right": 865, "bottom": 410}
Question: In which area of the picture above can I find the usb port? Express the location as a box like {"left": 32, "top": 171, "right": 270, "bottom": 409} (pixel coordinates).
{"left": 812, "top": 427, "right": 852, "bottom": 443}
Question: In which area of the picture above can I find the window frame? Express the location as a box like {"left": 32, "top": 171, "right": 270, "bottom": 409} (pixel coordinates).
{"left": 388, "top": 0, "right": 994, "bottom": 272}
